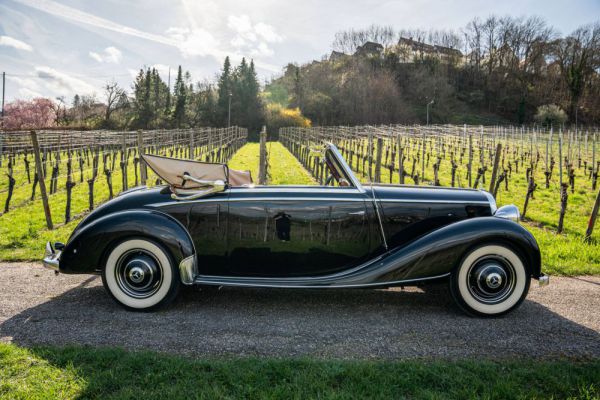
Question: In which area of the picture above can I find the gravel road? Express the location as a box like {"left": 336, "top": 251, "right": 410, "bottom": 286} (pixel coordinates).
{"left": 0, "top": 263, "right": 598, "bottom": 359}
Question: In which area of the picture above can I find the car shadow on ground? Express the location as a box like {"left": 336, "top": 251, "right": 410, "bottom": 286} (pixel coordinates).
{"left": 1, "top": 273, "right": 599, "bottom": 360}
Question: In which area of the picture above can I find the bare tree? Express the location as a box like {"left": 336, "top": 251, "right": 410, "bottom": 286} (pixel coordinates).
{"left": 552, "top": 23, "right": 600, "bottom": 120}
{"left": 51, "top": 96, "right": 68, "bottom": 126}
{"left": 464, "top": 18, "right": 483, "bottom": 70}
{"left": 104, "top": 81, "right": 127, "bottom": 124}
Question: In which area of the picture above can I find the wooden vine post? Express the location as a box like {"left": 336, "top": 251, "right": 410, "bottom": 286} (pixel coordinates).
{"left": 258, "top": 126, "right": 268, "bottom": 185}
{"left": 65, "top": 151, "right": 76, "bottom": 223}
{"left": 30, "top": 130, "right": 53, "bottom": 230}
{"left": 3, "top": 158, "right": 15, "bottom": 213}
{"left": 468, "top": 134, "right": 473, "bottom": 188}
{"left": 557, "top": 183, "right": 568, "bottom": 234}
{"left": 585, "top": 187, "right": 600, "bottom": 242}
{"left": 488, "top": 143, "right": 502, "bottom": 196}
{"left": 121, "top": 132, "right": 128, "bottom": 191}
{"left": 137, "top": 129, "right": 147, "bottom": 185}
{"left": 374, "top": 137, "right": 383, "bottom": 183}
{"left": 397, "top": 135, "right": 404, "bottom": 184}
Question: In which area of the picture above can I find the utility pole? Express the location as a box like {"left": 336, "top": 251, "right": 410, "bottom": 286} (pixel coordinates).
{"left": 426, "top": 99, "right": 434, "bottom": 125}
{"left": 227, "top": 92, "right": 232, "bottom": 128}
{"left": 1, "top": 72, "right": 5, "bottom": 118}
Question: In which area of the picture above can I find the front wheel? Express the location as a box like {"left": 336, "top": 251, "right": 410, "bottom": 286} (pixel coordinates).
{"left": 449, "top": 244, "right": 530, "bottom": 317}
{"left": 102, "top": 238, "right": 180, "bottom": 311}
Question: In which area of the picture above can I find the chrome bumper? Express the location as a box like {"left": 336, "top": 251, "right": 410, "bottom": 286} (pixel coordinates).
{"left": 538, "top": 274, "right": 550, "bottom": 287}
{"left": 43, "top": 242, "right": 61, "bottom": 274}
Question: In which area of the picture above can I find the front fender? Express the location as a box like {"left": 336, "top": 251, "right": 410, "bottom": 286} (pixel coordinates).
{"left": 370, "top": 217, "right": 542, "bottom": 283}
{"left": 58, "top": 209, "right": 195, "bottom": 275}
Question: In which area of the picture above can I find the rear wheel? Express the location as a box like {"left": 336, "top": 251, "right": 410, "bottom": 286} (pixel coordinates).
{"left": 450, "top": 244, "right": 530, "bottom": 317}
{"left": 102, "top": 238, "right": 180, "bottom": 311}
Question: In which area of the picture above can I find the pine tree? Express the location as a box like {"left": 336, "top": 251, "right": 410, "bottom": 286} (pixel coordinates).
{"left": 173, "top": 65, "right": 187, "bottom": 128}
{"left": 141, "top": 69, "right": 152, "bottom": 128}
{"left": 217, "top": 56, "right": 232, "bottom": 126}
{"left": 246, "top": 59, "right": 264, "bottom": 133}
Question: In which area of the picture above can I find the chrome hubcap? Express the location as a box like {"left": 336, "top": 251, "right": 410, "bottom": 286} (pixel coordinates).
{"left": 128, "top": 266, "right": 145, "bottom": 283}
{"left": 115, "top": 250, "right": 162, "bottom": 299}
{"left": 486, "top": 272, "right": 502, "bottom": 288}
{"left": 467, "top": 256, "right": 515, "bottom": 304}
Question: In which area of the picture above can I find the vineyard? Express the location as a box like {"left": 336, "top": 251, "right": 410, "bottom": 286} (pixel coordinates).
{"left": 0, "top": 127, "right": 247, "bottom": 259}
{"left": 280, "top": 125, "right": 600, "bottom": 275}
{"left": 0, "top": 124, "right": 599, "bottom": 275}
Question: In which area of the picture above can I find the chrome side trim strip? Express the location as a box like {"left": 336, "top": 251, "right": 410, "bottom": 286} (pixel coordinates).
{"left": 193, "top": 273, "right": 451, "bottom": 289}
{"left": 150, "top": 198, "right": 490, "bottom": 207}
{"left": 378, "top": 199, "right": 489, "bottom": 204}
{"left": 229, "top": 187, "right": 363, "bottom": 194}
{"left": 200, "top": 255, "right": 386, "bottom": 283}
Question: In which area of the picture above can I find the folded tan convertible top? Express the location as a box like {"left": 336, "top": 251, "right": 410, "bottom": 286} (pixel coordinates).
{"left": 141, "top": 154, "right": 252, "bottom": 188}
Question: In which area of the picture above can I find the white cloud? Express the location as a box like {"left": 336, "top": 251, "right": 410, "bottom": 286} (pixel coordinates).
{"left": 165, "top": 27, "right": 219, "bottom": 58}
{"left": 8, "top": 75, "right": 44, "bottom": 98}
{"left": 34, "top": 66, "right": 95, "bottom": 95}
{"left": 18, "top": 87, "right": 44, "bottom": 98}
{"left": 227, "top": 15, "right": 257, "bottom": 42}
{"left": 254, "top": 22, "right": 283, "bottom": 43}
{"left": 89, "top": 46, "right": 122, "bottom": 63}
{"left": 11, "top": 0, "right": 284, "bottom": 74}
{"left": 7, "top": 75, "right": 40, "bottom": 91}
{"left": 13, "top": 0, "right": 231, "bottom": 63}
{"left": 0, "top": 35, "right": 33, "bottom": 51}
{"left": 251, "top": 42, "right": 274, "bottom": 57}
{"left": 227, "top": 15, "right": 282, "bottom": 59}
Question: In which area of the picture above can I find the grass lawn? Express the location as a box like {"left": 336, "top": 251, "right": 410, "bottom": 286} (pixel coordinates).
{"left": 228, "top": 141, "right": 316, "bottom": 185}
{"left": 1, "top": 343, "right": 598, "bottom": 399}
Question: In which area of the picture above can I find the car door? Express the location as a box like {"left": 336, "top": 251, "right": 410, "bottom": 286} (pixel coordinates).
{"left": 224, "top": 186, "right": 373, "bottom": 277}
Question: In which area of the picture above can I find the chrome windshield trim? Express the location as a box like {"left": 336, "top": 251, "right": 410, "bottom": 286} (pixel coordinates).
{"left": 325, "top": 142, "right": 365, "bottom": 193}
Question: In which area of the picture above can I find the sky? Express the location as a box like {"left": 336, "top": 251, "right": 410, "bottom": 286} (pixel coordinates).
{"left": 0, "top": 0, "right": 599, "bottom": 104}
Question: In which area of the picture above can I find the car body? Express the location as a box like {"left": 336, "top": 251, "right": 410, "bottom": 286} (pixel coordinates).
{"left": 43, "top": 143, "right": 548, "bottom": 316}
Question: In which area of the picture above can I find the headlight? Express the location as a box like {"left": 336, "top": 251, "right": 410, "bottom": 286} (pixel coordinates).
{"left": 495, "top": 205, "right": 520, "bottom": 223}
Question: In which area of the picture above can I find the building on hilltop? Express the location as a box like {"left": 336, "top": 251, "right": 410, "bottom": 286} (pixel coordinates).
{"left": 354, "top": 42, "right": 384, "bottom": 58}
{"left": 397, "top": 37, "right": 463, "bottom": 63}
{"left": 328, "top": 50, "right": 348, "bottom": 61}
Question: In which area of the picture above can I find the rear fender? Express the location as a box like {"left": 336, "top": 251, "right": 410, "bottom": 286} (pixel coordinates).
{"left": 59, "top": 210, "right": 195, "bottom": 277}
{"left": 351, "top": 217, "right": 542, "bottom": 285}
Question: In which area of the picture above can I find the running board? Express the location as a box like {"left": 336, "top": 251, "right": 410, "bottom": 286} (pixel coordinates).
{"left": 192, "top": 273, "right": 450, "bottom": 289}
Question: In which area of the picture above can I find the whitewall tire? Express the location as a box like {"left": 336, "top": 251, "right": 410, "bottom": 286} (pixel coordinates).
{"left": 450, "top": 244, "right": 530, "bottom": 317}
{"left": 102, "top": 238, "right": 180, "bottom": 311}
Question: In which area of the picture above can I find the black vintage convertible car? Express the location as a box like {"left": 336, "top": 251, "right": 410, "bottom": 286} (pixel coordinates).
{"left": 43, "top": 143, "right": 548, "bottom": 316}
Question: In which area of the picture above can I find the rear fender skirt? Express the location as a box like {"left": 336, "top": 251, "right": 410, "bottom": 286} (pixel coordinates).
{"left": 58, "top": 210, "right": 195, "bottom": 274}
